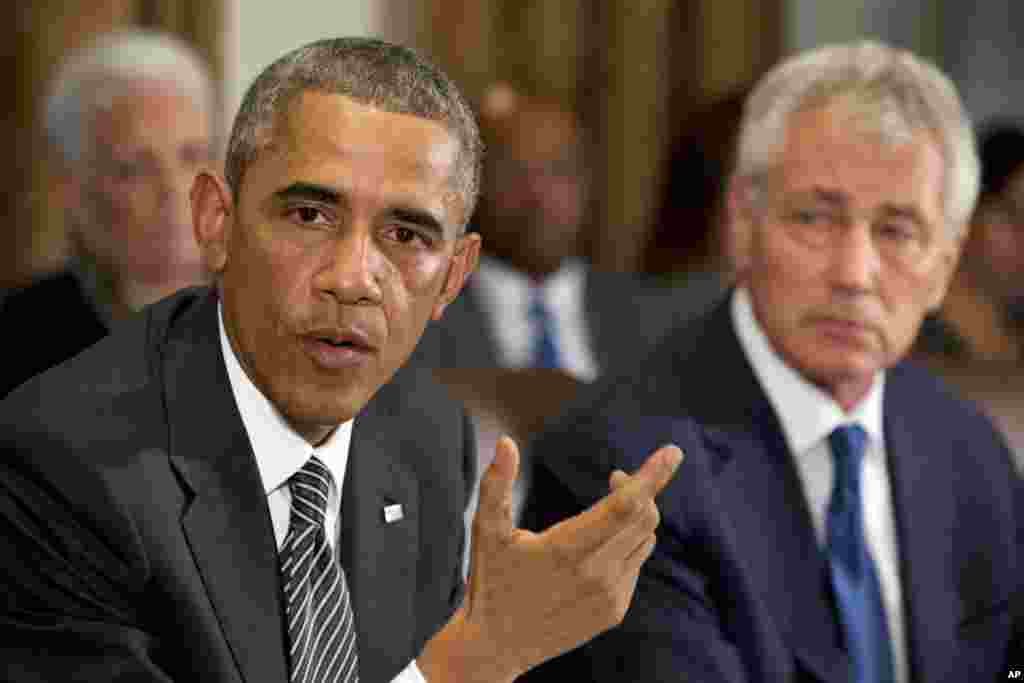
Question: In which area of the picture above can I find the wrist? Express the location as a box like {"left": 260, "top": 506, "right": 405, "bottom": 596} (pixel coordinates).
{"left": 418, "top": 607, "right": 519, "bottom": 683}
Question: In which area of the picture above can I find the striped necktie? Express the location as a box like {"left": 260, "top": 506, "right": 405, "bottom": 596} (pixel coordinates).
{"left": 826, "top": 424, "right": 895, "bottom": 683}
{"left": 280, "top": 454, "right": 359, "bottom": 683}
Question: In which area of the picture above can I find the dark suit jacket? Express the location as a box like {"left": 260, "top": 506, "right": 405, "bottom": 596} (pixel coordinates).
{"left": 0, "top": 268, "right": 109, "bottom": 399}
{"left": 0, "top": 288, "right": 474, "bottom": 683}
{"left": 522, "top": 294, "right": 1024, "bottom": 682}
{"left": 413, "top": 265, "right": 724, "bottom": 374}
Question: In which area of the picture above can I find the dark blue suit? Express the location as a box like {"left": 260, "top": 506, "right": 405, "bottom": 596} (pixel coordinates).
{"left": 522, "top": 294, "right": 1023, "bottom": 682}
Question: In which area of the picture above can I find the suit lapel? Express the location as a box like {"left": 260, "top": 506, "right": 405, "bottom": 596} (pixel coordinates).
{"left": 340, "top": 384, "right": 420, "bottom": 682}
{"left": 685, "top": 301, "right": 850, "bottom": 682}
{"left": 883, "top": 370, "right": 959, "bottom": 682}
{"left": 163, "top": 292, "right": 289, "bottom": 683}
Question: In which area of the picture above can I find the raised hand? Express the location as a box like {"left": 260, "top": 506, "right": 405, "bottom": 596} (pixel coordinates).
{"left": 419, "top": 435, "right": 683, "bottom": 682}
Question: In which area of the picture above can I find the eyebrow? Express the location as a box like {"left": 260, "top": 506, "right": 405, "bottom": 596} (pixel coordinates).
{"left": 271, "top": 181, "right": 450, "bottom": 239}
{"left": 807, "top": 188, "right": 846, "bottom": 206}
{"left": 878, "top": 203, "right": 925, "bottom": 224}
{"left": 795, "top": 187, "right": 928, "bottom": 227}
{"left": 272, "top": 181, "right": 342, "bottom": 205}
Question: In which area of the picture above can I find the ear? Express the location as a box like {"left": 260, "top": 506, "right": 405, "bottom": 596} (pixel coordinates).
{"left": 192, "top": 171, "right": 234, "bottom": 275}
{"left": 926, "top": 227, "right": 966, "bottom": 311}
{"left": 724, "top": 175, "right": 757, "bottom": 281}
{"left": 431, "top": 232, "right": 481, "bottom": 321}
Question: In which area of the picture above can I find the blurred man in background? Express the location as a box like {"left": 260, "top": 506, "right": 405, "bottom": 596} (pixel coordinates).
{"left": 523, "top": 40, "right": 1022, "bottom": 682}
{"left": 0, "top": 29, "right": 215, "bottom": 397}
{"left": 915, "top": 121, "right": 1024, "bottom": 362}
{"left": 416, "top": 82, "right": 717, "bottom": 380}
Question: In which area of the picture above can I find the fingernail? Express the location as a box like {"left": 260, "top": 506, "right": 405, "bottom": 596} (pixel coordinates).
{"left": 664, "top": 446, "right": 683, "bottom": 473}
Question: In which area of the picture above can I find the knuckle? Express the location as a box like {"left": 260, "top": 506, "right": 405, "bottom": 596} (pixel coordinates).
{"left": 551, "top": 541, "right": 574, "bottom": 570}
{"left": 611, "top": 494, "right": 640, "bottom": 522}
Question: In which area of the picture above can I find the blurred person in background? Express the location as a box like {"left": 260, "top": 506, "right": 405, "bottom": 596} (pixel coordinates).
{"left": 644, "top": 86, "right": 750, "bottom": 282}
{"left": 0, "top": 29, "right": 216, "bottom": 398}
{"left": 416, "top": 82, "right": 717, "bottom": 381}
{"left": 915, "top": 121, "right": 1024, "bottom": 362}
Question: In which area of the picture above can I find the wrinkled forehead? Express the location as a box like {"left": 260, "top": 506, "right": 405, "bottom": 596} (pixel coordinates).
{"left": 247, "top": 92, "right": 465, "bottom": 223}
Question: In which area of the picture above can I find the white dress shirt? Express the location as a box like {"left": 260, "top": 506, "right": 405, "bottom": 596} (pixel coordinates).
{"left": 731, "top": 289, "right": 908, "bottom": 683}
{"left": 218, "top": 306, "right": 427, "bottom": 683}
{"left": 471, "top": 255, "right": 599, "bottom": 381}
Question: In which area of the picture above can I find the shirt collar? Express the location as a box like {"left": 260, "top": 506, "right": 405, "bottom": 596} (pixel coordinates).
{"left": 474, "top": 254, "right": 585, "bottom": 300}
{"left": 731, "top": 288, "right": 885, "bottom": 456}
{"left": 218, "top": 303, "right": 353, "bottom": 496}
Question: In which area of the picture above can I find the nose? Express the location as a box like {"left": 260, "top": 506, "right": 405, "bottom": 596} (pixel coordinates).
{"left": 828, "top": 221, "right": 880, "bottom": 293}
{"left": 314, "top": 227, "right": 385, "bottom": 306}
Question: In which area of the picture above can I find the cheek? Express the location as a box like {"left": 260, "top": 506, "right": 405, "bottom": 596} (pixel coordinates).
{"left": 384, "top": 252, "right": 450, "bottom": 327}
{"left": 94, "top": 178, "right": 155, "bottom": 227}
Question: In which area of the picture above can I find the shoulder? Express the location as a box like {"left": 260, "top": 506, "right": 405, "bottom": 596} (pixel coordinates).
{"left": 887, "top": 360, "right": 1020, "bottom": 501}
{"left": 0, "top": 288, "right": 210, "bottom": 464}
{"left": 367, "top": 361, "right": 474, "bottom": 478}
{"left": 887, "top": 360, "right": 1005, "bottom": 437}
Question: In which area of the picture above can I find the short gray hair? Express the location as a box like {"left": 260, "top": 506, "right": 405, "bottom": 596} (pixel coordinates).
{"left": 224, "top": 37, "right": 482, "bottom": 228}
{"left": 735, "top": 40, "right": 979, "bottom": 236}
{"left": 44, "top": 29, "right": 214, "bottom": 166}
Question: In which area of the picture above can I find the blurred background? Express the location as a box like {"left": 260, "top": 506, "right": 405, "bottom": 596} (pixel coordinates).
{"left": 9, "top": 0, "right": 1023, "bottom": 287}
{"left": 7, "top": 0, "right": 1024, "bottom": 461}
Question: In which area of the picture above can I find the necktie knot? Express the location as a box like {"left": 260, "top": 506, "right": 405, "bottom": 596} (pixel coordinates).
{"left": 290, "top": 454, "right": 332, "bottom": 531}
{"left": 829, "top": 423, "right": 867, "bottom": 493}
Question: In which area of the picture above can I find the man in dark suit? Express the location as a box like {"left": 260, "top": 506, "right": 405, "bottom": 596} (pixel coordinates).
{"left": 0, "top": 37, "right": 684, "bottom": 683}
{"left": 523, "top": 41, "right": 1023, "bottom": 681}
{"left": 415, "top": 83, "right": 722, "bottom": 379}
{"left": 0, "top": 30, "right": 216, "bottom": 398}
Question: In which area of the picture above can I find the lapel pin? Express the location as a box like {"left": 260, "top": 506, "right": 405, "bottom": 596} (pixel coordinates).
{"left": 383, "top": 503, "right": 404, "bottom": 524}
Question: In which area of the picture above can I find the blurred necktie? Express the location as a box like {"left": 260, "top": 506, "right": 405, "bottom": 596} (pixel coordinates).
{"left": 826, "top": 424, "right": 895, "bottom": 683}
{"left": 528, "top": 287, "right": 562, "bottom": 369}
{"left": 280, "top": 455, "right": 359, "bottom": 683}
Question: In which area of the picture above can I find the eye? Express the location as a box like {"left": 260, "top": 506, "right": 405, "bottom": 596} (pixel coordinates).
{"left": 287, "top": 206, "right": 331, "bottom": 226}
{"left": 110, "top": 159, "right": 144, "bottom": 180}
{"left": 790, "top": 208, "right": 827, "bottom": 225}
{"left": 878, "top": 221, "right": 917, "bottom": 243}
{"left": 388, "top": 225, "right": 430, "bottom": 247}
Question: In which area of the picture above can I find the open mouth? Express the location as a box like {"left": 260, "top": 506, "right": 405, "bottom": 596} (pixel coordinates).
{"left": 318, "top": 337, "right": 358, "bottom": 348}
{"left": 303, "top": 330, "right": 376, "bottom": 370}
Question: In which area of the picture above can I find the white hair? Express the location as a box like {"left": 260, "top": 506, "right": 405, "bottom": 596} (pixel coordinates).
{"left": 44, "top": 29, "right": 214, "bottom": 166}
{"left": 734, "top": 40, "right": 979, "bottom": 236}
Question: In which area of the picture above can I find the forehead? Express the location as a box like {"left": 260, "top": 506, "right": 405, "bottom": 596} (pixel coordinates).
{"left": 774, "top": 104, "right": 946, "bottom": 217}
{"left": 490, "top": 103, "right": 580, "bottom": 162}
{"left": 247, "top": 91, "right": 462, "bottom": 221}
{"left": 90, "top": 79, "right": 209, "bottom": 142}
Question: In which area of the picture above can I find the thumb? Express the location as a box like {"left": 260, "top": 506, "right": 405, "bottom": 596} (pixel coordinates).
{"left": 473, "top": 435, "right": 520, "bottom": 541}
{"left": 608, "top": 469, "right": 630, "bottom": 491}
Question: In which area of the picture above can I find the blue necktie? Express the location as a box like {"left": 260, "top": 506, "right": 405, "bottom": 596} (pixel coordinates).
{"left": 528, "top": 288, "right": 562, "bottom": 369}
{"left": 826, "top": 425, "right": 895, "bottom": 683}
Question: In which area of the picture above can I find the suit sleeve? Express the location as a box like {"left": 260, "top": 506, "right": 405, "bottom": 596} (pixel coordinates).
{"left": 0, "top": 432, "right": 173, "bottom": 682}
{"left": 519, "top": 417, "right": 754, "bottom": 683}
